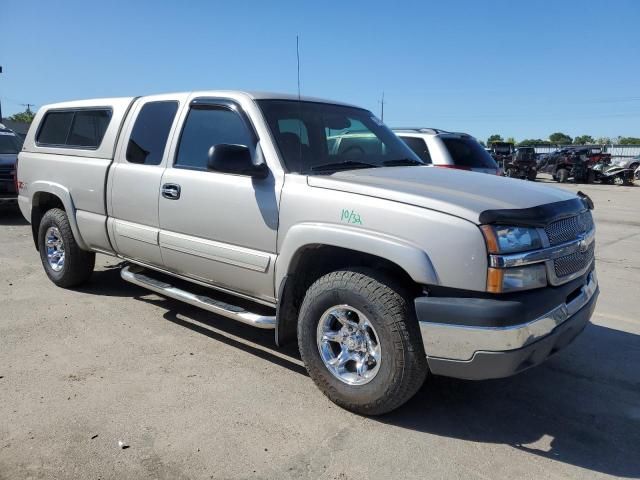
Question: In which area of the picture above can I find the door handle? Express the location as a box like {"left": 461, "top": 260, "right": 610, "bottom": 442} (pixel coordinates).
{"left": 161, "top": 183, "right": 181, "bottom": 200}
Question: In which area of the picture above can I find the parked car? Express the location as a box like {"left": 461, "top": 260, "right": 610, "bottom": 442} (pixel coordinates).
{"left": 0, "top": 125, "right": 23, "bottom": 207}
{"left": 17, "top": 91, "right": 598, "bottom": 415}
{"left": 538, "top": 146, "right": 612, "bottom": 183}
{"left": 504, "top": 146, "right": 537, "bottom": 181}
{"left": 393, "top": 128, "right": 500, "bottom": 175}
{"left": 610, "top": 154, "right": 640, "bottom": 173}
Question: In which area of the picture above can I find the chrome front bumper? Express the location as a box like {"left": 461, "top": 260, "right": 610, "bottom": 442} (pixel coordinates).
{"left": 417, "top": 270, "right": 598, "bottom": 379}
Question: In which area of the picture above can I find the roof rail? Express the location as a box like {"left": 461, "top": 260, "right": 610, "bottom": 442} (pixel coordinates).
{"left": 392, "top": 127, "right": 449, "bottom": 135}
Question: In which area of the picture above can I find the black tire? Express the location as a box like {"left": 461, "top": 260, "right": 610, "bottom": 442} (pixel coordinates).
{"left": 297, "top": 268, "right": 428, "bottom": 415}
{"left": 38, "top": 208, "right": 95, "bottom": 288}
{"left": 527, "top": 169, "right": 537, "bottom": 181}
{"left": 556, "top": 168, "right": 569, "bottom": 183}
{"left": 505, "top": 168, "right": 517, "bottom": 178}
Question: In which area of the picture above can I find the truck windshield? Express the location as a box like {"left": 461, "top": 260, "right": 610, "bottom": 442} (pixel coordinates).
{"left": 258, "top": 100, "right": 423, "bottom": 173}
{"left": 0, "top": 132, "right": 22, "bottom": 154}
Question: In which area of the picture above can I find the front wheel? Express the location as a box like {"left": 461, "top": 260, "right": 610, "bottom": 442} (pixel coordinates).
{"left": 38, "top": 208, "right": 95, "bottom": 288}
{"left": 527, "top": 169, "right": 537, "bottom": 181}
{"left": 297, "top": 269, "right": 428, "bottom": 415}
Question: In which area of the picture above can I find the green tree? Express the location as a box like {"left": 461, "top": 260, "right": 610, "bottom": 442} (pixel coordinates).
{"left": 487, "top": 134, "right": 503, "bottom": 145}
{"left": 595, "top": 137, "right": 612, "bottom": 145}
{"left": 549, "top": 132, "right": 572, "bottom": 144}
{"left": 505, "top": 136, "right": 516, "bottom": 145}
{"left": 8, "top": 110, "right": 35, "bottom": 123}
{"left": 573, "top": 135, "right": 594, "bottom": 145}
{"left": 518, "top": 139, "right": 549, "bottom": 146}
{"left": 617, "top": 137, "right": 640, "bottom": 145}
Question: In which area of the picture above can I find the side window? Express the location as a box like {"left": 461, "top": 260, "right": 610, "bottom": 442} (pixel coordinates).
{"left": 175, "top": 106, "right": 254, "bottom": 170}
{"left": 399, "top": 136, "right": 432, "bottom": 163}
{"left": 37, "top": 112, "right": 75, "bottom": 145}
{"left": 67, "top": 110, "right": 112, "bottom": 148}
{"left": 126, "top": 101, "right": 179, "bottom": 165}
{"left": 37, "top": 109, "right": 112, "bottom": 148}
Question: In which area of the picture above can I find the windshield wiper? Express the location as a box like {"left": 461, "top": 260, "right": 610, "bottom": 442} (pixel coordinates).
{"left": 310, "top": 160, "right": 380, "bottom": 172}
{"left": 382, "top": 158, "right": 425, "bottom": 166}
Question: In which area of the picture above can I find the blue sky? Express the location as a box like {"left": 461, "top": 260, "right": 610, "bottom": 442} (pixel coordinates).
{"left": 1, "top": 0, "right": 639, "bottom": 141}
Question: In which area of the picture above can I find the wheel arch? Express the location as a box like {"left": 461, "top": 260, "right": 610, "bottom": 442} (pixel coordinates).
{"left": 29, "top": 182, "right": 88, "bottom": 251}
{"left": 274, "top": 224, "right": 438, "bottom": 346}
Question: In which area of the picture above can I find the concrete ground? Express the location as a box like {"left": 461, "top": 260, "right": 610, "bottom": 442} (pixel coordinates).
{"left": 1, "top": 177, "right": 639, "bottom": 479}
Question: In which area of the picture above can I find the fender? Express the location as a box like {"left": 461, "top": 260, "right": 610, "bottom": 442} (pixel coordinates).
{"left": 29, "top": 180, "right": 89, "bottom": 251}
{"left": 275, "top": 222, "right": 439, "bottom": 292}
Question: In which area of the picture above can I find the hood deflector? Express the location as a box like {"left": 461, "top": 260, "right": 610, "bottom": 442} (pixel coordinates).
{"left": 479, "top": 197, "right": 591, "bottom": 227}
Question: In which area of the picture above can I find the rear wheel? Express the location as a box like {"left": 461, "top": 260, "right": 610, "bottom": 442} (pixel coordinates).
{"left": 556, "top": 168, "right": 569, "bottom": 183}
{"left": 38, "top": 208, "right": 95, "bottom": 288}
{"left": 297, "top": 269, "right": 427, "bottom": 415}
{"left": 527, "top": 169, "right": 537, "bottom": 181}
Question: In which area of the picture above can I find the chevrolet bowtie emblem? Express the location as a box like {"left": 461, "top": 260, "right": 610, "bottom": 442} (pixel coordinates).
{"left": 577, "top": 233, "right": 589, "bottom": 253}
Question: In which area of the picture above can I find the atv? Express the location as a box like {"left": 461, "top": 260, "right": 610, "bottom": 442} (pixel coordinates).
{"left": 504, "top": 146, "right": 537, "bottom": 181}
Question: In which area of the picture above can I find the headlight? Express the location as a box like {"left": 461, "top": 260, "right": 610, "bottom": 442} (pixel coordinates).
{"left": 487, "top": 264, "right": 547, "bottom": 293}
{"left": 481, "top": 224, "right": 547, "bottom": 292}
{"left": 481, "top": 225, "right": 543, "bottom": 254}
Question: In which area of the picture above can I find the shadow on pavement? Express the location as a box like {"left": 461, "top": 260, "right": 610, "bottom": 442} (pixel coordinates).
{"left": 377, "top": 323, "right": 640, "bottom": 478}
{"left": 0, "top": 205, "right": 28, "bottom": 226}
{"left": 79, "top": 265, "right": 306, "bottom": 375}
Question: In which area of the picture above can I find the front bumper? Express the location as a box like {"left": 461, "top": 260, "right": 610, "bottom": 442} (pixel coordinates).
{"left": 416, "top": 269, "right": 598, "bottom": 380}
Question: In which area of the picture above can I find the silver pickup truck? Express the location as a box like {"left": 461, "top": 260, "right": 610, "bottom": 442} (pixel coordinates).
{"left": 17, "top": 91, "right": 598, "bottom": 414}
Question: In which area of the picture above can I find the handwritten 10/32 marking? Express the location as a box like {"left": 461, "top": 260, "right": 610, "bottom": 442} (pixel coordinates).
{"left": 340, "top": 209, "right": 363, "bottom": 225}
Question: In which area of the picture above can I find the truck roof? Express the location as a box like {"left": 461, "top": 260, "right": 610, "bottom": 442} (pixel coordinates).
{"left": 23, "top": 91, "right": 363, "bottom": 160}
{"left": 39, "top": 91, "right": 358, "bottom": 111}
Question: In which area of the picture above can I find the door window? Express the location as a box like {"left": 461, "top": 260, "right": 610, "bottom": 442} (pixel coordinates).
{"left": 175, "top": 106, "right": 254, "bottom": 170}
{"left": 126, "top": 101, "right": 179, "bottom": 165}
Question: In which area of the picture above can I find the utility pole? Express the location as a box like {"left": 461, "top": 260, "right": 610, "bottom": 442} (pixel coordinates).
{"left": 0, "top": 65, "right": 3, "bottom": 121}
{"left": 22, "top": 103, "right": 35, "bottom": 115}
{"left": 379, "top": 91, "right": 385, "bottom": 121}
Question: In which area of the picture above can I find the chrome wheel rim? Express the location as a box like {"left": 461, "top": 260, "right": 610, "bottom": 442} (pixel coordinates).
{"left": 45, "top": 226, "right": 65, "bottom": 272}
{"left": 316, "top": 305, "right": 381, "bottom": 385}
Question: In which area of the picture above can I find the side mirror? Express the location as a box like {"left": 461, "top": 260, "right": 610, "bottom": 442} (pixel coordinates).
{"left": 206, "top": 144, "right": 268, "bottom": 178}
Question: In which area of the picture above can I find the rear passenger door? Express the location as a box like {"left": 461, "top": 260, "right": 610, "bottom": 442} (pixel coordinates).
{"left": 107, "top": 94, "right": 186, "bottom": 266}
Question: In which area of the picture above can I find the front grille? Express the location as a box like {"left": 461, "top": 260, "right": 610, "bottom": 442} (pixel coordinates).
{"left": 545, "top": 210, "right": 594, "bottom": 246}
{"left": 554, "top": 242, "right": 595, "bottom": 278}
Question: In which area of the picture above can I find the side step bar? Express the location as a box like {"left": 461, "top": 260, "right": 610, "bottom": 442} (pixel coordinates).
{"left": 120, "top": 265, "right": 276, "bottom": 329}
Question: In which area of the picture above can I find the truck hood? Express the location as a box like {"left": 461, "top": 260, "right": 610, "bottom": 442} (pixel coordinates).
{"left": 307, "top": 166, "right": 576, "bottom": 224}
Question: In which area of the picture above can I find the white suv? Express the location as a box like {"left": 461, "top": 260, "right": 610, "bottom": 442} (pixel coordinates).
{"left": 393, "top": 128, "right": 499, "bottom": 175}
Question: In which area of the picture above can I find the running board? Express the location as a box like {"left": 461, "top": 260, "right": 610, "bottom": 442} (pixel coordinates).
{"left": 120, "top": 266, "right": 276, "bottom": 329}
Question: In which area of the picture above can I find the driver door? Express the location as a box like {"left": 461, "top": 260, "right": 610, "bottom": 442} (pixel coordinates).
{"left": 158, "top": 98, "right": 279, "bottom": 303}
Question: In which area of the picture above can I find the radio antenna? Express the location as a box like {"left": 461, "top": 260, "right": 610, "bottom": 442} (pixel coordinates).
{"left": 379, "top": 91, "right": 385, "bottom": 121}
{"left": 295, "top": 35, "right": 303, "bottom": 170}
{"left": 296, "top": 35, "right": 301, "bottom": 101}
